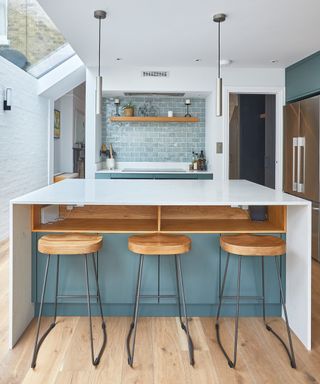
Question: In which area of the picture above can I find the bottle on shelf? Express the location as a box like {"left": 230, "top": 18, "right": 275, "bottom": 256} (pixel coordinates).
{"left": 193, "top": 153, "right": 198, "bottom": 170}
{"left": 199, "top": 150, "right": 206, "bottom": 171}
{"left": 190, "top": 151, "right": 196, "bottom": 171}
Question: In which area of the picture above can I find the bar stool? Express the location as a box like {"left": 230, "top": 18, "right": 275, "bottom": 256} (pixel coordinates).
{"left": 126, "top": 233, "right": 194, "bottom": 367}
{"left": 215, "top": 234, "right": 296, "bottom": 369}
{"left": 31, "top": 233, "right": 107, "bottom": 368}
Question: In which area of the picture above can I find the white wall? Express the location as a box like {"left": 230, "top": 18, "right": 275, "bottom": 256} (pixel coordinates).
{"left": 53, "top": 83, "right": 85, "bottom": 174}
{"left": 0, "top": 56, "right": 48, "bottom": 241}
{"left": 54, "top": 94, "right": 73, "bottom": 173}
{"left": 85, "top": 66, "right": 285, "bottom": 180}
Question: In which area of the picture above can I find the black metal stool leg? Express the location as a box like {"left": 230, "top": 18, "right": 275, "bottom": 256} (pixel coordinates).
{"left": 84, "top": 254, "right": 96, "bottom": 366}
{"left": 215, "top": 253, "right": 242, "bottom": 368}
{"left": 218, "top": 235, "right": 222, "bottom": 298}
{"left": 261, "top": 256, "right": 266, "bottom": 322}
{"left": 263, "top": 256, "right": 296, "bottom": 368}
{"left": 31, "top": 254, "right": 55, "bottom": 368}
{"left": 175, "top": 254, "right": 195, "bottom": 366}
{"left": 91, "top": 252, "right": 107, "bottom": 366}
{"left": 232, "top": 256, "right": 242, "bottom": 368}
{"left": 53, "top": 255, "right": 60, "bottom": 323}
{"left": 216, "top": 252, "right": 230, "bottom": 324}
{"left": 174, "top": 255, "right": 183, "bottom": 324}
{"left": 157, "top": 255, "right": 160, "bottom": 304}
{"left": 127, "top": 254, "right": 144, "bottom": 367}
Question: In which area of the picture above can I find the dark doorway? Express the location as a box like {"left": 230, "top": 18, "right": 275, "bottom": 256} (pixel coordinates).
{"left": 229, "top": 93, "right": 276, "bottom": 188}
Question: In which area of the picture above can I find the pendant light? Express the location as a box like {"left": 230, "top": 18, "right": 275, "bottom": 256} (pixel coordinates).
{"left": 213, "top": 13, "right": 226, "bottom": 117}
{"left": 94, "top": 10, "right": 107, "bottom": 115}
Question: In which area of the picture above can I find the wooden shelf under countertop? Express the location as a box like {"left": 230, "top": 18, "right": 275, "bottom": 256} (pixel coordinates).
{"left": 33, "top": 219, "right": 158, "bottom": 233}
{"left": 31, "top": 205, "right": 286, "bottom": 234}
{"left": 110, "top": 116, "right": 199, "bottom": 123}
{"left": 160, "top": 219, "right": 285, "bottom": 234}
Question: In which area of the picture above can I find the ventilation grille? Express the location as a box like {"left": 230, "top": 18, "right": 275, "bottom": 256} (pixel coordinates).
{"left": 142, "top": 71, "right": 169, "bottom": 78}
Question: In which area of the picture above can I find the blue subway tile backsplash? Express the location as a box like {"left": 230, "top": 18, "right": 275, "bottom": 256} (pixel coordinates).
{"left": 101, "top": 97, "right": 205, "bottom": 162}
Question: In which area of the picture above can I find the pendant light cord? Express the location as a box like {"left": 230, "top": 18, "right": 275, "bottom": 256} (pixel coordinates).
{"left": 217, "top": 21, "right": 221, "bottom": 78}
{"left": 98, "top": 18, "right": 101, "bottom": 77}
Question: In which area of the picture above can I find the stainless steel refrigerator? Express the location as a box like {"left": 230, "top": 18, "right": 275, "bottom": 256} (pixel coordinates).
{"left": 284, "top": 95, "right": 320, "bottom": 261}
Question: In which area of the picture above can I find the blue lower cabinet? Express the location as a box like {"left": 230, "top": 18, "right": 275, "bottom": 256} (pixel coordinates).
{"left": 33, "top": 233, "right": 284, "bottom": 317}
{"left": 95, "top": 172, "right": 213, "bottom": 180}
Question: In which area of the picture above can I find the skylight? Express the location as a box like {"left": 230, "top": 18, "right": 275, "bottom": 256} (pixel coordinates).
{"left": 0, "top": 0, "right": 75, "bottom": 77}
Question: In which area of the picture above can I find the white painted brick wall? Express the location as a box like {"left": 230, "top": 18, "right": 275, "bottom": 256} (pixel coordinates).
{"left": 0, "top": 57, "right": 48, "bottom": 241}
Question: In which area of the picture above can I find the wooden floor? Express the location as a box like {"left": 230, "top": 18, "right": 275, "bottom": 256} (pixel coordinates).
{"left": 0, "top": 240, "right": 320, "bottom": 383}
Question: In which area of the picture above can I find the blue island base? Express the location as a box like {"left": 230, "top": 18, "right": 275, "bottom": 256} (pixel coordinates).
{"left": 32, "top": 234, "right": 285, "bottom": 318}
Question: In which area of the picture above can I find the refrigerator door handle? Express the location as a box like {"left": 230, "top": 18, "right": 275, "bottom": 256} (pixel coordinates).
{"left": 292, "top": 137, "right": 298, "bottom": 191}
{"left": 297, "top": 137, "right": 305, "bottom": 193}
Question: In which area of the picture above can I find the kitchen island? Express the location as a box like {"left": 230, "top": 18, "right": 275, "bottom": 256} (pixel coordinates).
{"left": 9, "top": 179, "right": 311, "bottom": 351}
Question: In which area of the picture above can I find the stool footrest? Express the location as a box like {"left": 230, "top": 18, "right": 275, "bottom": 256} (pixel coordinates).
{"left": 57, "top": 294, "right": 98, "bottom": 299}
{"left": 220, "top": 295, "right": 264, "bottom": 302}
{"left": 139, "top": 294, "right": 177, "bottom": 299}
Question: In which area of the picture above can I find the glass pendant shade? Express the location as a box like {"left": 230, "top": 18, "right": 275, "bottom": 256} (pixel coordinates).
{"left": 96, "top": 75, "right": 103, "bottom": 115}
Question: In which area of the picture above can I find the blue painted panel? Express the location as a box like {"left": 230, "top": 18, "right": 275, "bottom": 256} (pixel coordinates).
{"left": 95, "top": 173, "right": 111, "bottom": 179}
{"left": 286, "top": 51, "right": 320, "bottom": 102}
{"left": 33, "top": 233, "right": 284, "bottom": 317}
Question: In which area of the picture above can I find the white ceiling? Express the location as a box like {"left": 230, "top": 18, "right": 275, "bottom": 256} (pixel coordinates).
{"left": 38, "top": 0, "right": 320, "bottom": 69}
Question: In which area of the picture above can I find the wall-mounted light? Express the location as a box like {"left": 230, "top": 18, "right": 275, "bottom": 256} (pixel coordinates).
{"left": 185, "top": 99, "right": 191, "bottom": 117}
{"left": 114, "top": 98, "right": 120, "bottom": 116}
{"left": 213, "top": 13, "right": 227, "bottom": 117}
{"left": 94, "top": 10, "right": 107, "bottom": 115}
{"left": 3, "top": 88, "right": 12, "bottom": 111}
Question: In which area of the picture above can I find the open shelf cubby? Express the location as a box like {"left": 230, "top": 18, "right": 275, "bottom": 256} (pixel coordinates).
{"left": 32, "top": 205, "right": 286, "bottom": 234}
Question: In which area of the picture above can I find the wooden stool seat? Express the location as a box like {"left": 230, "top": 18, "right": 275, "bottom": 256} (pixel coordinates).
{"left": 220, "top": 234, "right": 286, "bottom": 257}
{"left": 38, "top": 233, "right": 103, "bottom": 255}
{"left": 128, "top": 234, "right": 191, "bottom": 255}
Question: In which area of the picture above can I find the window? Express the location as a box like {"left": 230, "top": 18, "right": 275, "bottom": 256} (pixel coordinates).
{"left": 0, "top": 0, "right": 9, "bottom": 45}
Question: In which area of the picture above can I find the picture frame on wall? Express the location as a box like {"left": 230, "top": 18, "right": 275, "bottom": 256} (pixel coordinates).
{"left": 54, "top": 109, "right": 61, "bottom": 139}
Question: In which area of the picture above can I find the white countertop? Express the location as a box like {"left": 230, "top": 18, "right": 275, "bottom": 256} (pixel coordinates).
{"left": 95, "top": 161, "right": 212, "bottom": 174}
{"left": 11, "top": 179, "right": 309, "bottom": 206}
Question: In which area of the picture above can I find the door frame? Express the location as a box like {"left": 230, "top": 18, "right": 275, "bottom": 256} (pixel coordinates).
{"left": 223, "top": 86, "right": 285, "bottom": 191}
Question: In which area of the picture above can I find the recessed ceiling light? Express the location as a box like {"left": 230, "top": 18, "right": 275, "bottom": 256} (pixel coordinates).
{"left": 220, "top": 59, "right": 232, "bottom": 66}
{"left": 194, "top": 58, "right": 202, "bottom": 62}
{"left": 271, "top": 59, "right": 279, "bottom": 64}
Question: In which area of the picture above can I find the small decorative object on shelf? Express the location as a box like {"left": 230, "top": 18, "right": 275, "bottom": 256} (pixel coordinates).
{"left": 148, "top": 104, "right": 158, "bottom": 116}
{"left": 106, "top": 144, "right": 115, "bottom": 170}
{"left": 168, "top": 110, "right": 173, "bottom": 117}
{"left": 138, "top": 104, "right": 147, "bottom": 117}
{"left": 100, "top": 143, "right": 117, "bottom": 162}
{"left": 114, "top": 98, "right": 120, "bottom": 116}
{"left": 190, "top": 150, "right": 207, "bottom": 171}
{"left": 185, "top": 99, "right": 191, "bottom": 117}
{"left": 138, "top": 101, "right": 159, "bottom": 117}
{"left": 122, "top": 102, "right": 134, "bottom": 117}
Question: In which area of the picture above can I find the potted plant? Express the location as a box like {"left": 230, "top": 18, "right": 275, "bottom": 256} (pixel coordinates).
{"left": 122, "top": 102, "right": 134, "bottom": 117}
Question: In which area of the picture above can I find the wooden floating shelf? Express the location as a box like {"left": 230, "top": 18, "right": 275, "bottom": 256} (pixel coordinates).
{"left": 110, "top": 116, "right": 199, "bottom": 123}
